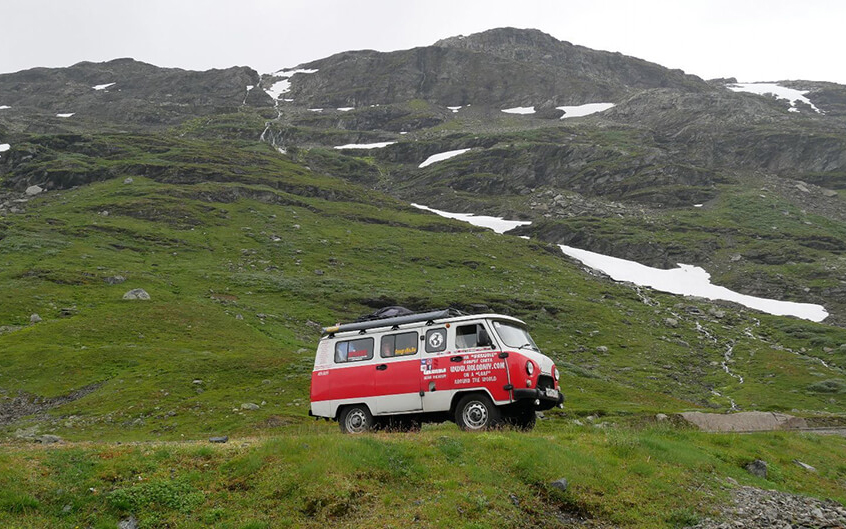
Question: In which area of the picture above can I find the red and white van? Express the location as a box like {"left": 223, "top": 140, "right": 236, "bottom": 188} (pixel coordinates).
{"left": 309, "top": 309, "right": 563, "bottom": 433}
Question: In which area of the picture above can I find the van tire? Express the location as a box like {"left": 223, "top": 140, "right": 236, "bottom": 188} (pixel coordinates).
{"left": 339, "top": 405, "right": 374, "bottom": 434}
{"left": 455, "top": 394, "right": 500, "bottom": 431}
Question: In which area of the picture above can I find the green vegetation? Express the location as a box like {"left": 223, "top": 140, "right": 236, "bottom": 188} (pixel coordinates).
{"left": 1, "top": 425, "right": 844, "bottom": 528}
{"left": 2, "top": 131, "right": 845, "bottom": 527}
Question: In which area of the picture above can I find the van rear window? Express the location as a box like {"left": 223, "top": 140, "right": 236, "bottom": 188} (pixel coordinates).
{"left": 381, "top": 332, "right": 418, "bottom": 358}
{"left": 335, "top": 338, "right": 374, "bottom": 363}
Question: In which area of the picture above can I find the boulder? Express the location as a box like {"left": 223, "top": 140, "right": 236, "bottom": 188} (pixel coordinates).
{"left": 104, "top": 275, "right": 126, "bottom": 285}
{"left": 209, "top": 436, "right": 229, "bottom": 443}
{"left": 30, "top": 313, "right": 42, "bottom": 323}
{"left": 122, "top": 288, "right": 150, "bottom": 300}
{"left": 25, "top": 185, "right": 43, "bottom": 196}
{"left": 681, "top": 411, "right": 808, "bottom": 432}
{"left": 550, "top": 478, "right": 569, "bottom": 491}
{"left": 745, "top": 459, "right": 768, "bottom": 478}
{"left": 123, "top": 177, "right": 134, "bottom": 184}
{"left": 36, "top": 434, "right": 62, "bottom": 444}
{"left": 241, "top": 402, "right": 260, "bottom": 410}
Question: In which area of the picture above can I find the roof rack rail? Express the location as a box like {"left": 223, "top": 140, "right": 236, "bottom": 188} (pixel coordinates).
{"left": 323, "top": 308, "right": 463, "bottom": 335}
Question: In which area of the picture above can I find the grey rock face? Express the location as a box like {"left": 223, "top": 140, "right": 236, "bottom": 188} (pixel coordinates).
{"left": 118, "top": 515, "right": 139, "bottom": 529}
{"left": 122, "top": 288, "right": 150, "bottom": 300}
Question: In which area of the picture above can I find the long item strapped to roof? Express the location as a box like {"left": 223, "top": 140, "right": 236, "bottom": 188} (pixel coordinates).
{"left": 323, "top": 309, "right": 457, "bottom": 335}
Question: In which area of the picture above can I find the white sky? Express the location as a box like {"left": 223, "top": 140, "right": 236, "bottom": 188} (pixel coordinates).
{"left": 2, "top": 0, "right": 845, "bottom": 84}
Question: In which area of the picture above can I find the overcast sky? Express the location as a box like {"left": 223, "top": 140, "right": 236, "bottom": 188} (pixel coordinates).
{"left": 2, "top": 0, "right": 845, "bottom": 84}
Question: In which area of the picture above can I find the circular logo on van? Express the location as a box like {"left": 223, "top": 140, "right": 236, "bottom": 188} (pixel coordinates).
{"left": 428, "top": 331, "right": 443, "bottom": 348}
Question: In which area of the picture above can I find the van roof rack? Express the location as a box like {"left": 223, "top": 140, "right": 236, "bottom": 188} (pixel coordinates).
{"left": 323, "top": 308, "right": 464, "bottom": 335}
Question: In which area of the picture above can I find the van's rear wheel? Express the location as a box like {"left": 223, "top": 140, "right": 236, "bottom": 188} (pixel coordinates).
{"left": 339, "top": 405, "right": 374, "bottom": 434}
{"left": 455, "top": 394, "right": 500, "bottom": 431}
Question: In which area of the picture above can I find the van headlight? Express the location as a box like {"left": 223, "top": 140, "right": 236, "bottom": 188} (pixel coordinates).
{"left": 525, "top": 361, "right": 534, "bottom": 376}
{"left": 554, "top": 367, "right": 559, "bottom": 381}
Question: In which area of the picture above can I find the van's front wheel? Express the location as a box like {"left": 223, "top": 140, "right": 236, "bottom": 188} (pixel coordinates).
{"left": 455, "top": 394, "right": 500, "bottom": 431}
{"left": 339, "top": 405, "right": 374, "bottom": 434}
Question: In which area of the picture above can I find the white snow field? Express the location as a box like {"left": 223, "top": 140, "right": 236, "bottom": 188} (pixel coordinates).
{"left": 333, "top": 141, "right": 396, "bottom": 150}
{"left": 411, "top": 204, "right": 531, "bottom": 234}
{"left": 337, "top": 107, "right": 354, "bottom": 112}
{"left": 414, "top": 204, "right": 828, "bottom": 321}
{"left": 727, "top": 83, "right": 822, "bottom": 113}
{"left": 264, "top": 68, "right": 318, "bottom": 100}
{"left": 92, "top": 83, "right": 115, "bottom": 90}
{"left": 556, "top": 102, "right": 615, "bottom": 118}
{"left": 0, "top": 105, "right": 10, "bottom": 110}
{"left": 447, "top": 106, "right": 462, "bottom": 113}
{"left": 0, "top": 144, "right": 10, "bottom": 152}
{"left": 501, "top": 106, "right": 536, "bottom": 115}
{"left": 56, "top": 113, "right": 75, "bottom": 118}
{"left": 418, "top": 148, "right": 471, "bottom": 168}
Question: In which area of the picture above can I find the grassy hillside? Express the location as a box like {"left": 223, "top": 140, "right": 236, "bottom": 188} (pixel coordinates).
{"left": 1, "top": 131, "right": 845, "bottom": 528}
{"left": 1, "top": 424, "right": 845, "bottom": 528}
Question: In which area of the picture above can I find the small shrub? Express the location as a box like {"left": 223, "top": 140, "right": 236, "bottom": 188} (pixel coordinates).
{"left": 0, "top": 491, "right": 39, "bottom": 514}
{"left": 807, "top": 379, "right": 846, "bottom": 394}
{"left": 666, "top": 507, "right": 699, "bottom": 527}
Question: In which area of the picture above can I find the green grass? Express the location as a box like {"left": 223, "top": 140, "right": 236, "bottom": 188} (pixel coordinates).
{"left": 0, "top": 424, "right": 844, "bottom": 528}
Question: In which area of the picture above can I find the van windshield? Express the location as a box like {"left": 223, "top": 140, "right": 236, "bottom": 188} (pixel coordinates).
{"left": 492, "top": 321, "right": 539, "bottom": 351}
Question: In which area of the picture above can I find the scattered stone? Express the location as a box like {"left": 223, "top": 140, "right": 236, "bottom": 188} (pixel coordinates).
{"left": 795, "top": 183, "right": 810, "bottom": 193}
{"left": 822, "top": 189, "right": 838, "bottom": 197}
{"left": 235, "top": 314, "right": 244, "bottom": 320}
{"left": 793, "top": 460, "right": 817, "bottom": 472}
{"left": 30, "top": 313, "right": 42, "bottom": 323}
{"left": 59, "top": 307, "right": 77, "bottom": 317}
{"left": 25, "top": 185, "right": 43, "bottom": 196}
{"left": 104, "top": 275, "right": 126, "bottom": 285}
{"left": 655, "top": 413, "right": 668, "bottom": 421}
{"left": 314, "top": 269, "right": 325, "bottom": 276}
{"left": 99, "top": 210, "right": 109, "bottom": 216}
{"left": 708, "top": 308, "right": 725, "bottom": 318}
{"left": 122, "top": 288, "right": 150, "bottom": 300}
{"left": 550, "top": 478, "right": 569, "bottom": 491}
{"left": 596, "top": 346, "right": 608, "bottom": 353}
{"left": 118, "top": 515, "right": 139, "bottom": 529}
{"left": 241, "top": 402, "right": 260, "bottom": 410}
{"left": 36, "top": 434, "right": 62, "bottom": 444}
{"left": 123, "top": 177, "right": 134, "bottom": 184}
{"left": 745, "top": 459, "right": 768, "bottom": 479}
{"left": 730, "top": 253, "right": 742, "bottom": 262}
{"left": 192, "top": 379, "right": 203, "bottom": 385}
{"left": 261, "top": 379, "right": 272, "bottom": 385}
{"left": 62, "top": 504, "right": 72, "bottom": 513}
{"left": 209, "top": 436, "right": 229, "bottom": 443}
{"left": 681, "top": 411, "right": 808, "bottom": 432}
{"left": 664, "top": 317, "right": 678, "bottom": 327}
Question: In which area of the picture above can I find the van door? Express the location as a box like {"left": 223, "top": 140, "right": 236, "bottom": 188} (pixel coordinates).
{"left": 445, "top": 321, "right": 512, "bottom": 403}
{"left": 421, "top": 321, "right": 512, "bottom": 412}
{"left": 372, "top": 331, "right": 423, "bottom": 414}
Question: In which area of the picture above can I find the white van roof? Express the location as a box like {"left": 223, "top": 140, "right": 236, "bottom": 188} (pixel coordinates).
{"left": 322, "top": 311, "right": 526, "bottom": 339}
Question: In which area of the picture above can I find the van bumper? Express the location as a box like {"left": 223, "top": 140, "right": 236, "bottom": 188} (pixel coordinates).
{"left": 513, "top": 388, "right": 564, "bottom": 409}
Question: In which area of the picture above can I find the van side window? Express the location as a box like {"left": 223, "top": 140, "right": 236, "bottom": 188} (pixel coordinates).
{"left": 381, "top": 332, "right": 419, "bottom": 358}
{"left": 335, "top": 338, "right": 374, "bottom": 363}
{"left": 425, "top": 328, "right": 447, "bottom": 353}
{"left": 455, "top": 324, "right": 492, "bottom": 349}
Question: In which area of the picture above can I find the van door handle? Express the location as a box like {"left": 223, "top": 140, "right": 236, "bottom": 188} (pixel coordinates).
{"left": 376, "top": 364, "right": 387, "bottom": 371}
{"left": 450, "top": 356, "right": 463, "bottom": 362}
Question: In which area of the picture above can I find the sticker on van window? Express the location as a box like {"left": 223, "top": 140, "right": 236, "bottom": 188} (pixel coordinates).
{"left": 426, "top": 329, "right": 446, "bottom": 352}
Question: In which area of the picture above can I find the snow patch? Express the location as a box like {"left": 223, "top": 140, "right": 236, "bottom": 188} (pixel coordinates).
{"left": 333, "top": 142, "right": 396, "bottom": 150}
{"left": 274, "top": 68, "right": 318, "bottom": 76}
{"left": 92, "top": 82, "right": 115, "bottom": 90}
{"left": 557, "top": 244, "right": 828, "bottom": 322}
{"left": 419, "top": 148, "right": 471, "bottom": 168}
{"left": 308, "top": 108, "right": 323, "bottom": 112}
{"left": 411, "top": 204, "right": 531, "bottom": 234}
{"left": 694, "top": 204, "right": 704, "bottom": 208}
{"left": 414, "top": 204, "right": 828, "bottom": 322}
{"left": 56, "top": 113, "right": 74, "bottom": 118}
{"left": 0, "top": 143, "right": 10, "bottom": 153}
{"left": 557, "top": 102, "right": 615, "bottom": 118}
{"left": 447, "top": 106, "right": 462, "bottom": 113}
{"left": 501, "top": 106, "right": 535, "bottom": 115}
{"left": 246, "top": 85, "right": 254, "bottom": 91}
{"left": 727, "top": 83, "right": 822, "bottom": 113}
{"left": 337, "top": 107, "right": 354, "bottom": 112}
{"left": 265, "top": 79, "right": 291, "bottom": 100}
{"left": 0, "top": 105, "right": 10, "bottom": 110}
